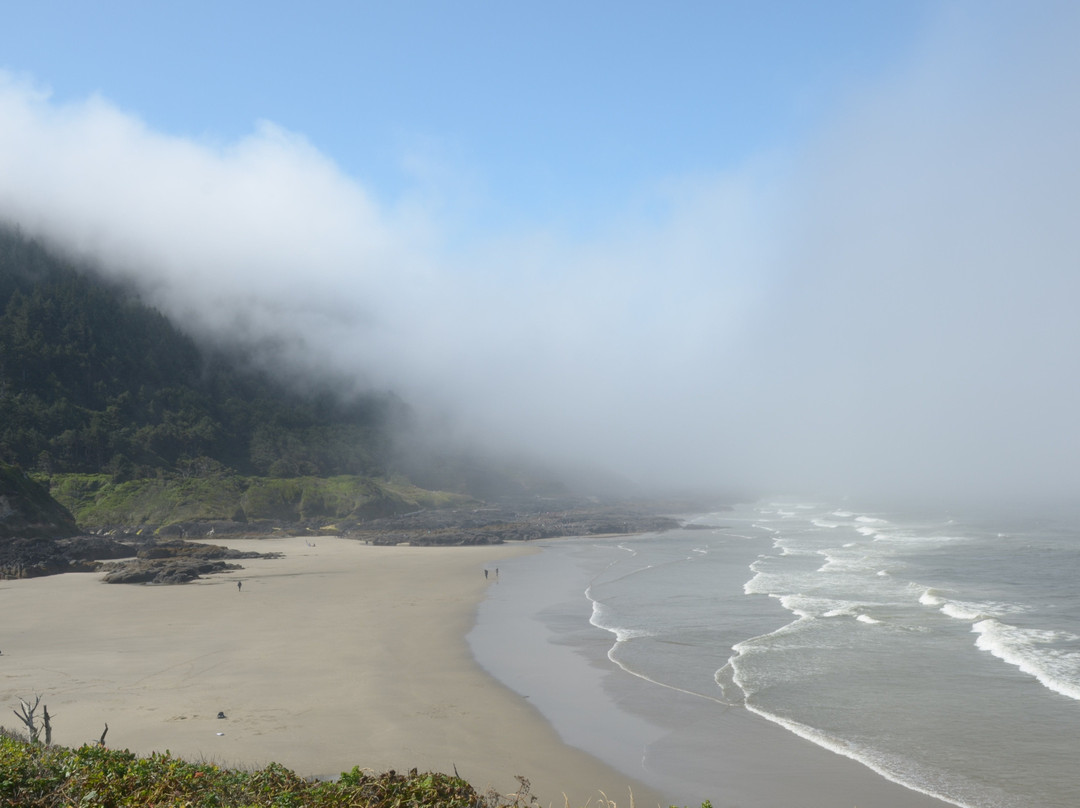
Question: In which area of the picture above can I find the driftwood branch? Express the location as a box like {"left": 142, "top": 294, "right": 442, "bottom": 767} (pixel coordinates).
{"left": 98, "top": 723, "right": 109, "bottom": 747}
{"left": 13, "top": 695, "right": 43, "bottom": 743}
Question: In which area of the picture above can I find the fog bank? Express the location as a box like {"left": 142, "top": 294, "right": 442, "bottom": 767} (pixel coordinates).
{"left": 1, "top": 3, "right": 1077, "bottom": 505}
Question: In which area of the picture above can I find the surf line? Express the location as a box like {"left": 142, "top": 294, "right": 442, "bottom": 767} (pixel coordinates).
{"left": 584, "top": 583, "right": 741, "bottom": 709}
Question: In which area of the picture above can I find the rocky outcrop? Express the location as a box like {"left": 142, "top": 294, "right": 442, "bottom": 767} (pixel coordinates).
{"left": 351, "top": 503, "right": 683, "bottom": 546}
{"left": 0, "top": 462, "right": 145, "bottom": 578}
{"left": 100, "top": 557, "right": 243, "bottom": 584}
{"left": 99, "top": 539, "right": 280, "bottom": 584}
{"left": 0, "top": 535, "right": 134, "bottom": 579}
{"left": 0, "top": 463, "right": 79, "bottom": 539}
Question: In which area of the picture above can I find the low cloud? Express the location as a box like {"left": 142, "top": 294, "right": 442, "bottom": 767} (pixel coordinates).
{"left": 1, "top": 2, "right": 1078, "bottom": 505}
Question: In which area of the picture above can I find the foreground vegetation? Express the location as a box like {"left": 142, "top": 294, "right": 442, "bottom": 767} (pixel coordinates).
{"left": 0, "top": 731, "right": 529, "bottom": 808}
{"left": 0, "top": 731, "right": 712, "bottom": 808}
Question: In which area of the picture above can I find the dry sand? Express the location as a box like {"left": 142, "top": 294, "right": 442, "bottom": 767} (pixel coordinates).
{"left": 0, "top": 536, "right": 666, "bottom": 808}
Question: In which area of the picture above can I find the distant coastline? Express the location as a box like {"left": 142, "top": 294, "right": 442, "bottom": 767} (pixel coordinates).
{"left": 1, "top": 495, "right": 695, "bottom": 581}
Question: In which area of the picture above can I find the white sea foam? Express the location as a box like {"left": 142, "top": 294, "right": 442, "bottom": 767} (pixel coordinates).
{"left": 816, "top": 552, "right": 878, "bottom": 575}
{"left": 772, "top": 536, "right": 813, "bottom": 556}
{"left": 941, "top": 603, "right": 988, "bottom": 621}
{"left": 812, "top": 518, "right": 840, "bottom": 529}
{"left": 776, "top": 593, "right": 865, "bottom": 621}
{"left": 478, "top": 500, "right": 1080, "bottom": 808}
{"left": 730, "top": 632, "right": 1000, "bottom": 808}
{"left": 823, "top": 604, "right": 859, "bottom": 618}
{"left": 919, "top": 588, "right": 946, "bottom": 606}
{"left": 939, "top": 599, "right": 1028, "bottom": 621}
{"left": 730, "top": 695, "right": 971, "bottom": 808}
{"left": 587, "top": 596, "right": 653, "bottom": 642}
{"left": 743, "top": 571, "right": 773, "bottom": 595}
{"left": 776, "top": 595, "right": 819, "bottom": 620}
{"left": 973, "top": 619, "right": 1080, "bottom": 702}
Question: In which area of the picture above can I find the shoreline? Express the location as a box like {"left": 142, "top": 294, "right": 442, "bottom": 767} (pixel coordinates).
{"left": 471, "top": 536, "right": 957, "bottom": 808}
{"left": 0, "top": 536, "right": 667, "bottom": 808}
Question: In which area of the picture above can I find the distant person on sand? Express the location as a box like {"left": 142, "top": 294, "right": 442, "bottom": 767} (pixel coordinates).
{"left": 237, "top": 580, "right": 242, "bottom": 592}
{"left": 484, "top": 569, "right": 488, "bottom": 579}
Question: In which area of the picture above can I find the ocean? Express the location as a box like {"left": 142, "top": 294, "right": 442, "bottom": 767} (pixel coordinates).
{"left": 468, "top": 500, "right": 1080, "bottom": 808}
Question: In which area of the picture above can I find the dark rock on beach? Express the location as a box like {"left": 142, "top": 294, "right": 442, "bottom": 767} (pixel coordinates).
{"left": 0, "top": 534, "right": 134, "bottom": 579}
{"left": 99, "top": 539, "right": 281, "bottom": 584}
{"left": 0, "top": 461, "right": 134, "bottom": 578}
{"left": 1, "top": 528, "right": 281, "bottom": 583}
{"left": 100, "top": 557, "right": 243, "bottom": 584}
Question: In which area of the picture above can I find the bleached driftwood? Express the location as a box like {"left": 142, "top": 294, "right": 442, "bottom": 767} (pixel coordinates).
{"left": 13, "top": 695, "right": 43, "bottom": 743}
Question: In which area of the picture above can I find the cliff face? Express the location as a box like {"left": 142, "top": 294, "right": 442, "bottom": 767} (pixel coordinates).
{"left": 0, "top": 462, "right": 78, "bottom": 539}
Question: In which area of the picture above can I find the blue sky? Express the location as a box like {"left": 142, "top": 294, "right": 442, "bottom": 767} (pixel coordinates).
{"left": 0, "top": 1, "right": 933, "bottom": 233}
{"left": 1, "top": 2, "right": 1078, "bottom": 502}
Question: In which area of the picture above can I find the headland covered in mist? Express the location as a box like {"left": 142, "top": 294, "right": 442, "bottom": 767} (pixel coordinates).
{"left": 2, "top": 3, "right": 1080, "bottom": 506}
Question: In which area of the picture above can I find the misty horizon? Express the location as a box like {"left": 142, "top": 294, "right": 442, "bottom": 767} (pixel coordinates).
{"left": 1, "top": 2, "right": 1078, "bottom": 506}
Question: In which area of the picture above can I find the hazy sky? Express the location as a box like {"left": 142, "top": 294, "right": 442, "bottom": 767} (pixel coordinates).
{"left": 1, "top": 1, "right": 1078, "bottom": 504}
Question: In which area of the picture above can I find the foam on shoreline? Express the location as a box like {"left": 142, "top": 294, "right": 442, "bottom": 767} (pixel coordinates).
{"left": 470, "top": 537, "right": 957, "bottom": 808}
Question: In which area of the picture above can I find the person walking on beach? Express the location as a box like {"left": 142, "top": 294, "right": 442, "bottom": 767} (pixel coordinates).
{"left": 237, "top": 580, "right": 242, "bottom": 592}
{"left": 484, "top": 569, "right": 488, "bottom": 579}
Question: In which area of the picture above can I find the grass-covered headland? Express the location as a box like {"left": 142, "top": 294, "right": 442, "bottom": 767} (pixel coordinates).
{"left": 3, "top": 729, "right": 697, "bottom": 808}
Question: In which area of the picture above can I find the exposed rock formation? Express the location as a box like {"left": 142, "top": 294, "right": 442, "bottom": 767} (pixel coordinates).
{"left": 0, "top": 464, "right": 133, "bottom": 578}
{"left": 99, "top": 539, "right": 280, "bottom": 584}
{"left": 100, "top": 557, "right": 243, "bottom": 584}
{"left": 0, "top": 462, "right": 78, "bottom": 539}
{"left": 351, "top": 502, "right": 684, "bottom": 545}
{"left": 0, "top": 535, "right": 133, "bottom": 579}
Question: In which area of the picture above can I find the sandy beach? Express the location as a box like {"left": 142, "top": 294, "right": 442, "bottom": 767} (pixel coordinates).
{"left": 0, "top": 536, "right": 666, "bottom": 808}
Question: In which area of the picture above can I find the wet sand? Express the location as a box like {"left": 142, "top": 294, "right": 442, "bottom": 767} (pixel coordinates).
{"left": 471, "top": 538, "right": 958, "bottom": 808}
{"left": 0, "top": 536, "right": 665, "bottom": 808}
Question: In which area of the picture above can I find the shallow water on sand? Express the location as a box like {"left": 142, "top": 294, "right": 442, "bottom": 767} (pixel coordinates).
{"left": 470, "top": 501, "right": 1080, "bottom": 808}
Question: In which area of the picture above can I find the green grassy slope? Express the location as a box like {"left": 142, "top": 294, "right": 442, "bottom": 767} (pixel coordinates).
{"left": 44, "top": 473, "right": 475, "bottom": 532}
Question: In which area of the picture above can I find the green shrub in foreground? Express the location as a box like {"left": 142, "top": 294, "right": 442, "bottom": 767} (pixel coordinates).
{"left": 0, "top": 735, "right": 480, "bottom": 808}
{"left": 0, "top": 734, "right": 713, "bottom": 808}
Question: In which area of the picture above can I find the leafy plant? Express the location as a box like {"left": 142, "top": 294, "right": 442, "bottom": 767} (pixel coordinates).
{"left": 0, "top": 735, "right": 717, "bottom": 808}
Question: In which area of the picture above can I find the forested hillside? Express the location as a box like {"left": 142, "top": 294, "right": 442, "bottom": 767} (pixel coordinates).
{"left": 0, "top": 227, "right": 399, "bottom": 481}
